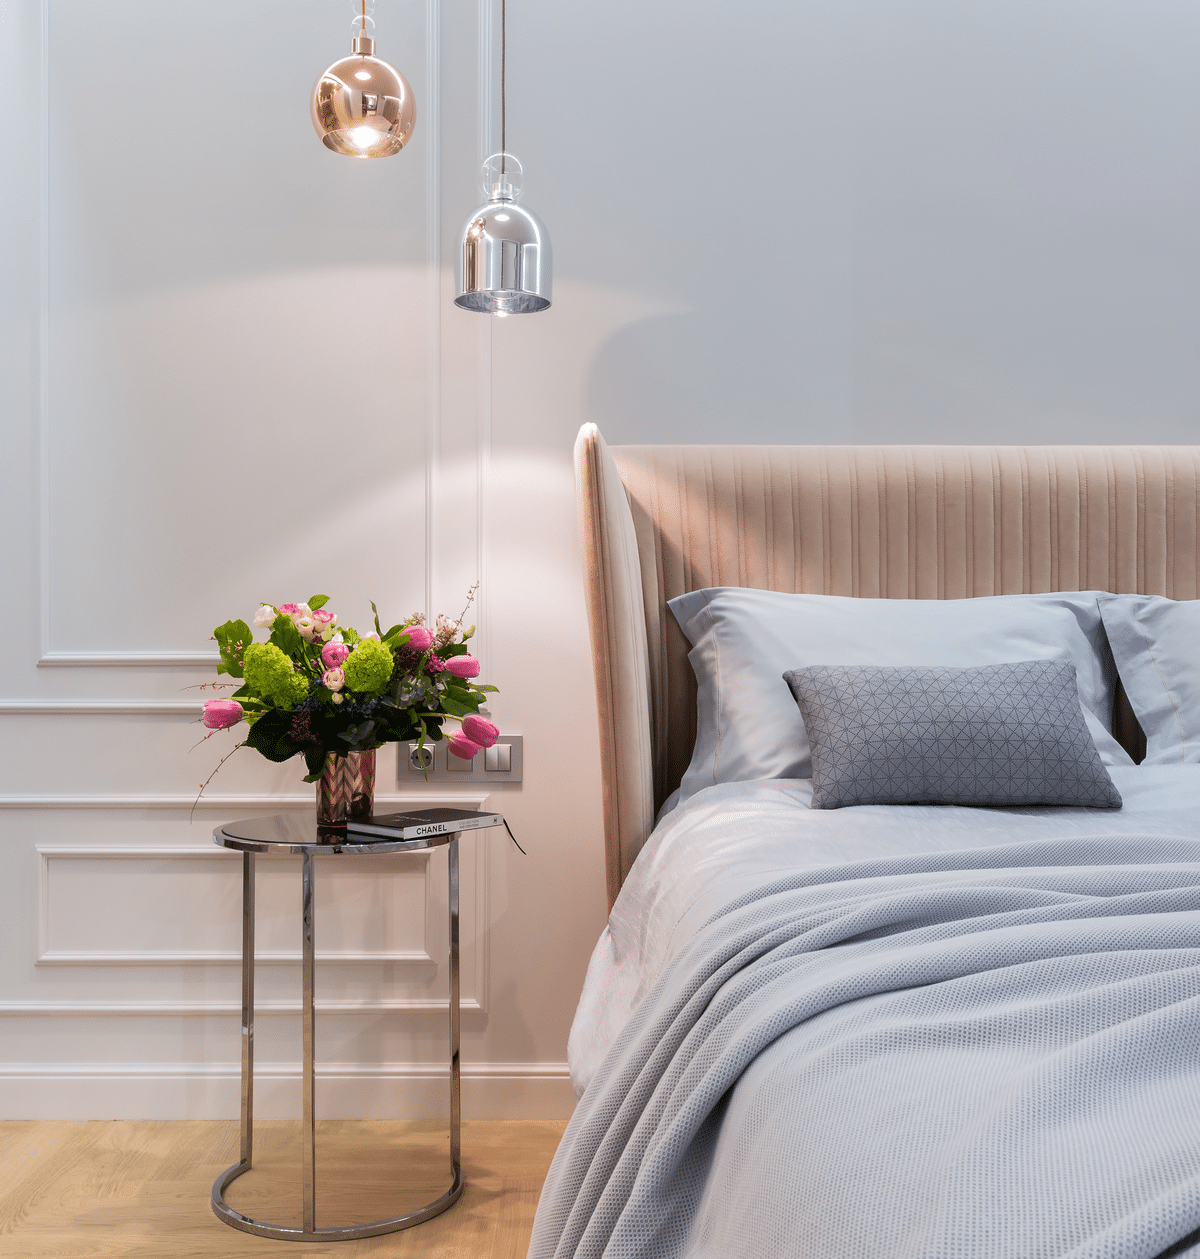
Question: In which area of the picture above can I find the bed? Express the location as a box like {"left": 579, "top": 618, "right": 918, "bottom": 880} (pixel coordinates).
{"left": 531, "top": 429, "right": 1200, "bottom": 1259}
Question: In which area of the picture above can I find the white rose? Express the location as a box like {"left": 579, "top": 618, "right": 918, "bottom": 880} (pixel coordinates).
{"left": 253, "top": 604, "right": 276, "bottom": 627}
{"left": 294, "top": 615, "right": 316, "bottom": 640}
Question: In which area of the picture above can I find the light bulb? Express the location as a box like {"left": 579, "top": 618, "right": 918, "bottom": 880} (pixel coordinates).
{"left": 310, "top": 0, "right": 415, "bottom": 159}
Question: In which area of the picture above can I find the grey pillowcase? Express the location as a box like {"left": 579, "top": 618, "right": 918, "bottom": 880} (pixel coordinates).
{"left": 783, "top": 660, "right": 1123, "bottom": 810}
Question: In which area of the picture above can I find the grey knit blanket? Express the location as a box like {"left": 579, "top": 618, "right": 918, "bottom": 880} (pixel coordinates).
{"left": 530, "top": 836, "right": 1200, "bottom": 1259}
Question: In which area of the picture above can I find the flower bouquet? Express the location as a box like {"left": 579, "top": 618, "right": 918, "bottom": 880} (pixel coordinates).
{"left": 198, "top": 593, "right": 498, "bottom": 824}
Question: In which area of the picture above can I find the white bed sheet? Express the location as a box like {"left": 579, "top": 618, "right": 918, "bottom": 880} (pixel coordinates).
{"left": 568, "top": 765, "right": 1200, "bottom": 1096}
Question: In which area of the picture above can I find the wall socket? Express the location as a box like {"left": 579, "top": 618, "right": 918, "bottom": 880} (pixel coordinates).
{"left": 400, "top": 734, "right": 523, "bottom": 784}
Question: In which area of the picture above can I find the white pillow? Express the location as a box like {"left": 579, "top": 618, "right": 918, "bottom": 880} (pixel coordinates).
{"left": 1099, "top": 594, "right": 1200, "bottom": 766}
{"left": 668, "top": 588, "right": 1132, "bottom": 808}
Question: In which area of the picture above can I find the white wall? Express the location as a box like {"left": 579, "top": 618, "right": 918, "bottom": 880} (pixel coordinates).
{"left": 2, "top": 0, "right": 1198, "bottom": 1119}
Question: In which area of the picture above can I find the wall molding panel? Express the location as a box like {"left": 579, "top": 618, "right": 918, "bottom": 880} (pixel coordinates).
{"left": 0, "top": 792, "right": 491, "bottom": 809}
{"left": 0, "top": 701, "right": 204, "bottom": 715}
{"left": 0, "top": 0, "right": 560, "bottom": 1122}
{"left": 0, "top": 1060, "right": 574, "bottom": 1120}
{"left": 29, "top": 832, "right": 489, "bottom": 1009}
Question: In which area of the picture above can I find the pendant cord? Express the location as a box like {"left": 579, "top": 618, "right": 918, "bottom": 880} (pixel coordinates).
{"left": 500, "top": 0, "right": 506, "bottom": 174}
{"left": 361, "top": 0, "right": 366, "bottom": 36}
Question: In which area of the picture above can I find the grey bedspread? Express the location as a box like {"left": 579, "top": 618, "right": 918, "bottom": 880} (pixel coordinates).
{"left": 531, "top": 836, "right": 1200, "bottom": 1259}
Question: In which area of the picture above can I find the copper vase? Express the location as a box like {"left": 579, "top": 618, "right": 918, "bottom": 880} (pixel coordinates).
{"left": 316, "top": 749, "right": 376, "bottom": 827}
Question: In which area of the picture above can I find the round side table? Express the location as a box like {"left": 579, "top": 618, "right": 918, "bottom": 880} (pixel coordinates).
{"left": 209, "top": 813, "right": 478, "bottom": 1242}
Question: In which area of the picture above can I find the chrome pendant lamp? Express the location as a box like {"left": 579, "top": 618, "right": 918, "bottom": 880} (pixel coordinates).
{"left": 311, "top": 0, "right": 416, "bottom": 159}
{"left": 455, "top": 0, "right": 552, "bottom": 314}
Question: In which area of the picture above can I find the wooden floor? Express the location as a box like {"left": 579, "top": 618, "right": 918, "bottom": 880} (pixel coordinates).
{"left": 0, "top": 1119, "right": 568, "bottom": 1258}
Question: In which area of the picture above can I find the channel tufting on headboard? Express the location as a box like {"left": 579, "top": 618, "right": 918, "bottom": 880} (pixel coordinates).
{"left": 574, "top": 424, "right": 1200, "bottom": 908}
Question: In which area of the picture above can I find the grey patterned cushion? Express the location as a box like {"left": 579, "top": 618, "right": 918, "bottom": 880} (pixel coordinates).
{"left": 782, "top": 661, "right": 1123, "bottom": 810}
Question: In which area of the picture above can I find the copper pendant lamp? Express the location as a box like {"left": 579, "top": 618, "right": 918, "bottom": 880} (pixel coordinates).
{"left": 455, "top": 0, "right": 552, "bottom": 314}
{"left": 311, "top": 0, "right": 416, "bottom": 159}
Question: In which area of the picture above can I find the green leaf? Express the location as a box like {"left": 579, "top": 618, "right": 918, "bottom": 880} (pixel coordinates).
{"left": 336, "top": 720, "right": 377, "bottom": 749}
{"left": 269, "top": 613, "right": 304, "bottom": 658}
{"left": 440, "top": 696, "right": 472, "bottom": 718}
{"left": 244, "top": 710, "right": 300, "bottom": 763}
{"left": 307, "top": 594, "right": 330, "bottom": 611}
{"left": 370, "top": 601, "right": 383, "bottom": 637}
{"left": 303, "top": 745, "right": 326, "bottom": 778}
{"left": 472, "top": 684, "right": 499, "bottom": 694}
{"left": 341, "top": 627, "right": 362, "bottom": 647}
{"left": 443, "top": 643, "right": 469, "bottom": 657}
{"left": 214, "top": 620, "right": 253, "bottom": 679}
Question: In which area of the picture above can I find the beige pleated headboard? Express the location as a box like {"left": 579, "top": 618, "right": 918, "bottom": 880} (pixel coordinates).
{"left": 574, "top": 424, "right": 1200, "bottom": 908}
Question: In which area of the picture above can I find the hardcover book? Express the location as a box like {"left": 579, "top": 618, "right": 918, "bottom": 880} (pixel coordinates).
{"left": 345, "top": 807, "right": 504, "bottom": 841}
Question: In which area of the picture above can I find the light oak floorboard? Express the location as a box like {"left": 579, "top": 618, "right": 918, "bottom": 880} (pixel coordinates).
{"left": 0, "top": 1120, "right": 568, "bottom": 1258}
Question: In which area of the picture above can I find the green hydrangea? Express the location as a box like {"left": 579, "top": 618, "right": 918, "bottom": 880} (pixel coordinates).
{"left": 243, "top": 642, "right": 309, "bottom": 709}
{"left": 343, "top": 637, "right": 394, "bottom": 695}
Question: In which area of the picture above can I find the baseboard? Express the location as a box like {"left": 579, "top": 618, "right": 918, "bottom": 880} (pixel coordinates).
{"left": 0, "top": 1061, "right": 576, "bottom": 1120}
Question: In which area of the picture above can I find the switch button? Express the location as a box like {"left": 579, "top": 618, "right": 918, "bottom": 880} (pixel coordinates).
{"left": 485, "top": 743, "right": 512, "bottom": 773}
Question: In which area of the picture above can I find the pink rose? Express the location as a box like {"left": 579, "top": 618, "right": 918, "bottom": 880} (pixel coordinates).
{"left": 461, "top": 715, "right": 498, "bottom": 747}
{"left": 322, "top": 667, "right": 345, "bottom": 692}
{"left": 446, "top": 655, "right": 480, "bottom": 679}
{"left": 203, "top": 699, "right": 245, "bottom": 729}
{"left": 447, "top": 733, "right": 481, "bottom": 760}
{"left": 404, "top": 625, "right": 434, "bottom": 652}
{"left": 278, "top": 603, "right": 303, "bottom": 617}
{"left": 312, "top": 608, "right": 337, "bottom": 639}
{"left": 322, "top": 641, "right": 350, "bottom": 668}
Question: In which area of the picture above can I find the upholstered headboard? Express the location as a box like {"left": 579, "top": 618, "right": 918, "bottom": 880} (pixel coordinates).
{"left": 575, "top": 425, "right": 1200, "bottom": 908}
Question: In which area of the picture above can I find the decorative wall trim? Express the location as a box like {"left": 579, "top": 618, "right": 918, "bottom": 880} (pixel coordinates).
{"left": 35, "top": 845, "right": 434, "bottom": 967}
{"left": 0, "top": 998, "right": 481, "bottom": 1015}
{"left": 34, "top": 950, "right": 435, "bottom": 968}
{"left": 31, "top": 831, "right": 489, "bottom": 1010}
{"left": 0, "top": 1061, "right": 576, "bottom": 1120}
{"left": 0, "top": 701, "right": 203, "bottom": 715}
{"left": 425, "top": 0, "right": 441, "bottom": 626}
{"left": 0, "top": 792, "right": 490, "bottom": 809}
{"left": 0, "top": 1060, "right": 569, "bottom": 1079}
{"left": 37, "top": 652, "right": 222, "bottom": 668}
{"left": 36, "top": 0, "right": 50, "bottom": 663}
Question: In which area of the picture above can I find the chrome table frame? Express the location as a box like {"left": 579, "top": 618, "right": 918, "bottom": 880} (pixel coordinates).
{"left": 209, "top": 816, "right": 464, "bottom": 1242}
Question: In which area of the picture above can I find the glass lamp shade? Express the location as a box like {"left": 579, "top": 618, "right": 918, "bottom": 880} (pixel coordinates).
{"left": 311, "top": 36, "right": 415, "bottom": 158}
{"left": 455, "top": 155, "right": 552, "bottom": 314}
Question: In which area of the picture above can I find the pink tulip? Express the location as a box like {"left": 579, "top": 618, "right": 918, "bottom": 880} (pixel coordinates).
{"left": 447, "top": 733, "right": 481, "bottom": 760}
{"left": 203, "top": 699, "right": 245, "bottom": 730}
{"left": 461, "top": 715, "right": 498, "bottom": 747}
{"left": 322, "top": 641, "right": 350, "bottom": 668}
{"left": 446, "top": 655, "right": 480, "bottom": 679}
{"left": 404, "top": 625, "right": 434, "bottom": 652}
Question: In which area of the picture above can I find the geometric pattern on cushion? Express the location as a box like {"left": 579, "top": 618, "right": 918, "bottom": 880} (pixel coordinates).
{"left": 783, "top": 660, "right": 1123, "bottom": 810}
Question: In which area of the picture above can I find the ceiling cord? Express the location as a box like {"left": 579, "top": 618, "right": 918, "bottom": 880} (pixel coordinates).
{"left": 501, "top": 0, "right": 506, "bottom": 173}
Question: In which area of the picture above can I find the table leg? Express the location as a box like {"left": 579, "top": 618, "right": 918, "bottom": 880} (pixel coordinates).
{"left": 302, "top": 851, "right": 316, "bottom": 1234}
{"left": 240, "top": 852, "right": 255, "bottom": 1168}
{"left": 448, "top": 837, "right": 460, "bottom": 1179}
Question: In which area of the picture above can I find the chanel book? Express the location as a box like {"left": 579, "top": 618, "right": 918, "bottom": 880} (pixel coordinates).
{"left": 346, "top": 807, "right": 504, "bottom": 841}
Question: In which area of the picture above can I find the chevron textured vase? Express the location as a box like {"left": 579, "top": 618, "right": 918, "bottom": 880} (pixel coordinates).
{"left": 316, "top": 749, "right": 377, "bottom": 826}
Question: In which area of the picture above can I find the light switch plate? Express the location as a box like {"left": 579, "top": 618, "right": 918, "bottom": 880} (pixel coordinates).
{"left": 400, "top": 734, "right": 523, "bottom": 784}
